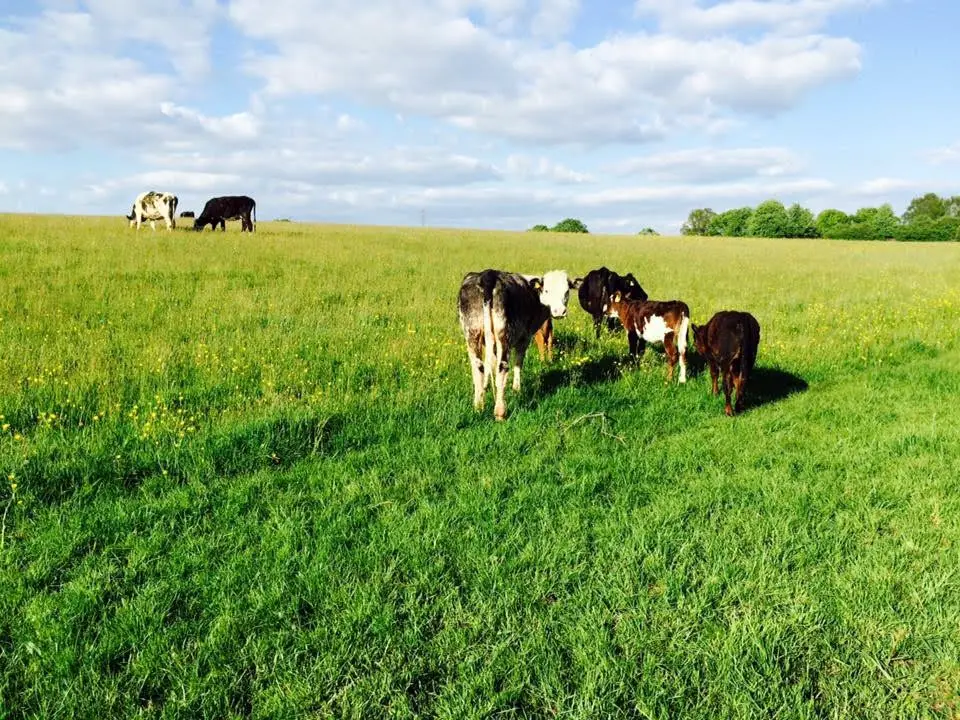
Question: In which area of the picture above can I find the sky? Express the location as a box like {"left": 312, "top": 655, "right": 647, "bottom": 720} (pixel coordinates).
{"left": 0, "top": 0, "right": 958, "bottom": 234}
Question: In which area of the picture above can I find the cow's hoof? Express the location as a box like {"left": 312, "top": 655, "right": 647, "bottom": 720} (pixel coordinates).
{"left": 494, "top": 406, "right": 507, "bottom": 421}
{"left": 724, "top": 405, "right": 734, "bottom": 417}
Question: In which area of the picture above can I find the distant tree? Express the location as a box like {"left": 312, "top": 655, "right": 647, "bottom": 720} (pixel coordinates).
{"left": 552, "top": 218, "right": 589, "bottom": 233}
{"left": 746, "top": 200, "right": 790, "bottom": 238}
{"left": 637, "top": 227, "right": 660, "bottom": 235}
{"left": 529, "top": 224, "right": 550, "bottom": 232}
{"left": 815, "top": 209, "right": 851, "bottom": 239}
{"left": 902, "top": 192, "right": 946, "bottom": 224}
{"left": 786, "top": 203, "right": 818, "bottom": 238}
{"left": 708, "top": 207, "right": 753, "bottom": 237}
{"left": 894, "top": 215, "right": 960, "bottom": 242}
{"left": 945, "top": 196, "right": 960, "bottom": 218}
{"left": 855, "top": 203, "right": 899, "bottom": 239}
{"left": 681, "top": 208, "right": 717, "bottom": 236}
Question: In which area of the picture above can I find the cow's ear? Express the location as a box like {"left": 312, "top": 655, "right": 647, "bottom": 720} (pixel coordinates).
{"left": 530, "top": 277, "right": 543, "bottom": 292}
{"left": 612, "top": 291, "right": 621, "bottom": 302}
{"left": 571, "top": 277, "right": 584, "bottom": 289}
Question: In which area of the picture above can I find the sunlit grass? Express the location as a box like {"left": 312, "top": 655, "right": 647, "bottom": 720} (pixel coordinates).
{"left": 1, "top": 214, "right": 959, "bottom": 718}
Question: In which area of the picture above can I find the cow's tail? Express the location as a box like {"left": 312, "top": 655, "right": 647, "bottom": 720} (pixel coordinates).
{"left": 677, "top": 313, "right": 689, "bottom": 356}
{"left": 126, "top": 204, "right": 136, "bottom": 222}
{"left": 252, "top": 200, "right": 257, "bottom": 231}
{"left": 480, "top": 270, "right": 498, "bottom": 389}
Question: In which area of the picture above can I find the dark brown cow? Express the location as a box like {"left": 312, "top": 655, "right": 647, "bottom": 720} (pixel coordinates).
{"left": 604, "top": 291, "right": 690, "bottom": 383}
{"left": 692, "top": 311, "right": 761, "bottom": 416}
{"left": 575, "top": 266, "right": 647, "bottom": 338}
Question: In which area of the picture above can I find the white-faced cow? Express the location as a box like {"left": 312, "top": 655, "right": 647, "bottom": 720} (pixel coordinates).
{"left": 458, "top": 269, "right": 575, "bottom": 420}
{"left": 604, "top": 291, "right": 691, "bottom": 384}
{"left": 126, "top": 191, "right": 178, "bottom": 231}
{"left": 575, "top": 266, "right": 647, "bottom": 338}
{"left": 692, "top": 311, "right": 761, "bottom": 416}
{"left": 194, "top": 195, "right": 256, "bottom": 232}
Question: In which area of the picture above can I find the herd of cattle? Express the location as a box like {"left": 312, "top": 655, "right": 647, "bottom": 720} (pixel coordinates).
{"left": 125, "top": 191, "right": 256, "bottom": 232}
{"left": 123, "top": 191, "right": 759, "bottom": 420}
{"left": 458, "top": 266, "right": 761, "bottom": 420}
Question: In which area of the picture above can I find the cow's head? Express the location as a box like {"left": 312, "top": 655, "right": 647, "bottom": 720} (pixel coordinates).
{"left": 691, "top": 323, "right": 709, "bottom": 356}
{"left": 621, "top": 273, "right": 648, "bottom": 302}
{"left": 538, "top": 270, "right": 578, "bottom": 318}
{"left": 602, "top": 290, "right": 627, "bottom": 317}
{"left": 193, "top": 217, "right": 205, "bottom": 231}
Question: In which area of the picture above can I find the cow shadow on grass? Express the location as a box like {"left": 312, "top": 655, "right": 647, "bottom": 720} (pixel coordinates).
{"left": 535, "top": 353, "right": 624, "bottom": 397}
{"left": 741, "top": 366, "right": 809, "bottom": 411}
{"left": 694, "top": 364, "right": 808, "bottom": 414}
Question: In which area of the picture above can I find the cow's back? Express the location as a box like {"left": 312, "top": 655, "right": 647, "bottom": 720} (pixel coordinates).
{"left": 707, "top": 311, "right": 759, "bottom": 363}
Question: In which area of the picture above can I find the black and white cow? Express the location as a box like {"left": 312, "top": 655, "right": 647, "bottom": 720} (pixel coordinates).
{"left": 574, "top": 266, "right": 647, "bottom": 337}
{"left": 126, "top": 191, "right": 178, "bottom": 231}
{"left": 458, "top": 269, "right": 575, "bottom": 420}
{"left": 193, "top": 195, "right": 256, "bottom": 232}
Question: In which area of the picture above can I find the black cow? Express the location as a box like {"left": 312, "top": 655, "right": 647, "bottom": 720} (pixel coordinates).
{"left": 194, "top": 195, "right": 256, "bottom": 232}
{"left": 179, "top": 211, "right": 195, "bottom": 218}
{"left": 574, "top": 266, "right": 648, "bottom": 338}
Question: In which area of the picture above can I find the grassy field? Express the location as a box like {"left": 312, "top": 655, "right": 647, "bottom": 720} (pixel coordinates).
{"left": 1, "top": 214, "right": 959, "bottom": 718}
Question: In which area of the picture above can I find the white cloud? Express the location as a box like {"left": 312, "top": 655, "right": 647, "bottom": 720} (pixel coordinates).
{"left": 229, "top": 0, "right": 863, "bottom": 145}
{"left": 503, "top": 155, "right": 594, "bottom": 183}
{"left": 853, "top": 177, "right": 919, "bottom": 195}
{"left": 635, "top": 0, "right": 878, "bottom": 36}
{"left": 160, "top": 103, "right": 261, "bottom": 142}
{"left": 609, "top": 147, "right": 804, "bottom": 182}
{"left": 924, "top": 142, "right": 960, "bottom": 165}
{"left": 531, "top": 0, "right": 581, "bottom": 39}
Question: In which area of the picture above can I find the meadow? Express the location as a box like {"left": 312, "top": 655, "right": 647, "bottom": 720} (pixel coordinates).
{"left": 1, "top": 213, "right": 959, "bottom": 719}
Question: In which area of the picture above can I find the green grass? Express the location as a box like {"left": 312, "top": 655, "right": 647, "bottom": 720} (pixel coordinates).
{"left": 1, "top": 214, "right": 960, "bottom": 718}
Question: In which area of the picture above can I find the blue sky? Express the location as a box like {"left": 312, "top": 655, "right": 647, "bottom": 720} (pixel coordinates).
{"left": 0, "top": 0, "right": 957, "bottom": 233}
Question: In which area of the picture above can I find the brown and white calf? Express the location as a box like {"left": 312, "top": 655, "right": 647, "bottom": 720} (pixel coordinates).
{"left": 458, "top": 269, "right": 575, "bottom": 420}
{"left": 692, "top": 311, "right": 761, "bottom": 416}
{"left": 603, "top": 291, "right": 690, "bottom": 383}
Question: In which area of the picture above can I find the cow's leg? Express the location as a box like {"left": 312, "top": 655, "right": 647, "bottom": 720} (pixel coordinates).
{"left": 511, "top": 339, "right": 530, "bottom": 392}
{"left": 663, "top": 332, "right": 677, "bottom": 383}
{"left": 677, "top": 319, "right": 688, "bottom": 383}
{"left": 493, "top": 336, "right": 510, "bottom": 421}
{"left": 534, "top": 328, "right": 546, "bottom": 362}
{"left": 466, "top": 330, "right": 486, "bottom": 410}
{"left": 606, "top": 316, "right": 618, "bottom": 333}
{"left": 722, "top": 368, "right": 735, "bottom": 416}
{"left": 627, "top": 329, "right": 639, "bottom": 357}
{"left": 709, "top": 360, "right": 719, "bottom": 395}
{"left": 732, "top": 358, "right": 745, "bottom": 414}
{"left": 593, "top": 314, "right": 603, "bottom": 339}
{"left": 733, "top": 373, "right": 747, "bottom": 414}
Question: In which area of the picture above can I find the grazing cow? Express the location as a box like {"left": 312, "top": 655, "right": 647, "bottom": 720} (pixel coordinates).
{"left": 126, "top": 191, "right": 178, "bottom": 231}
{"left": 194, "top": 195, "right": 256, "bottom": 232}
{"left": 179, "top": 211, "right": 195, "bottom": 218}
{"left": 604, "top": 291, "right": 690, "bottom": 383}
{"left": 459, "top": 269, "right": 575, "bottom": 420}
{"left": 692, "top": 311, "right": 761, "bottom": 416}
{"left": 575, "top": 266, "right": 647, "bottom": 338}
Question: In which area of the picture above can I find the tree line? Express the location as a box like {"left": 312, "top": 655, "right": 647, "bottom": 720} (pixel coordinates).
{"left": 682, "top": 193, "right": 960, "bottom": 241}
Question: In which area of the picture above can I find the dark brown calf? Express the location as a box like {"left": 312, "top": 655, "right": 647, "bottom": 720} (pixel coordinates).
{"left": 604, "top": 291, "right": 690, "bottom": 383}
{"left": 692, "top": 311, "right": 761, "bottom": 416}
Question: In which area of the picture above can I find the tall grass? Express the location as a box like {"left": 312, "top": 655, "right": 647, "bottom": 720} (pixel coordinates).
{"left": 1, "top": 214, "right": 959, "bottom": 718}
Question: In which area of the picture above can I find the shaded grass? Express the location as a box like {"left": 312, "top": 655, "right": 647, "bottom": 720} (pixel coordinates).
{"left": 1, "top": 215, "right": 960, "bottom": 718}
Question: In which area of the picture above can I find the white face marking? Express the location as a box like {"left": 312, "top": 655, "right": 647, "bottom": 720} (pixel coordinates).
{"left": 539, "top": 270, "right": 571, "bottom": 318}
{"left": 641, "top": 315, "right": 672, "bottom": 343}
